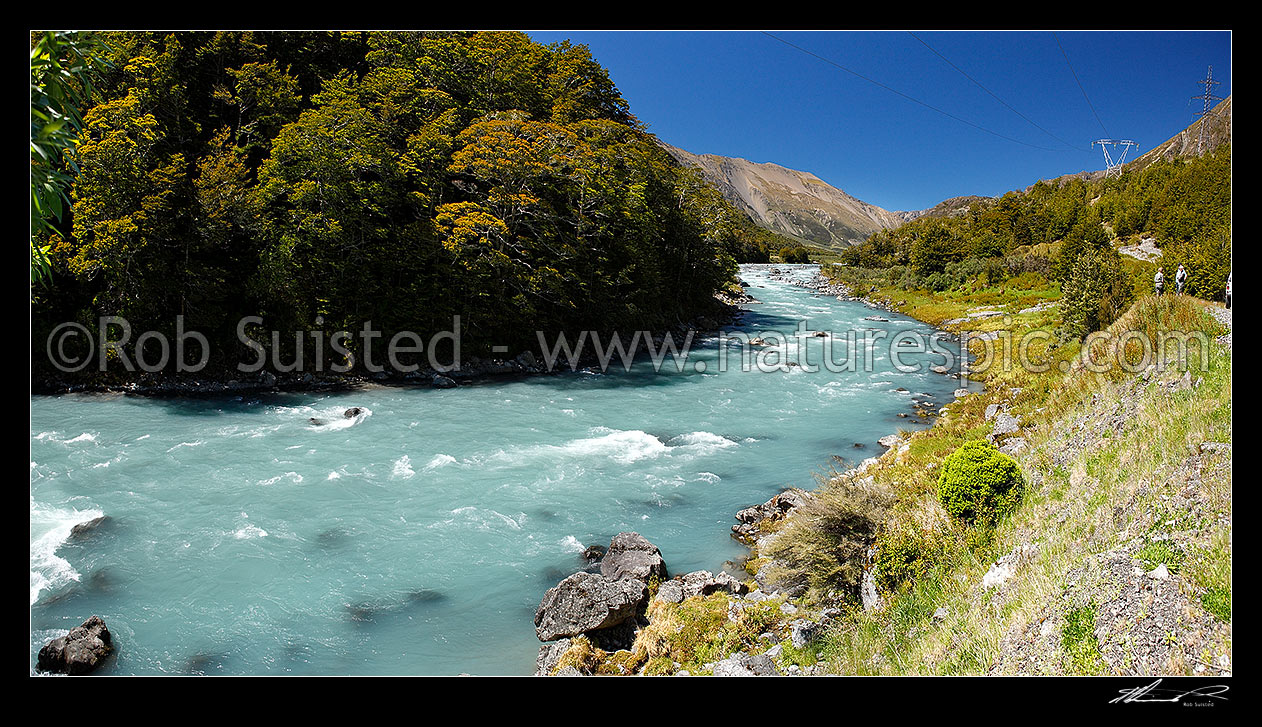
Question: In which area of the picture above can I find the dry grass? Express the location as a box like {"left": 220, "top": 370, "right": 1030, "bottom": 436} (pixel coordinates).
{"left": 781, "top": 289, "right": 1231, "bottom": 676}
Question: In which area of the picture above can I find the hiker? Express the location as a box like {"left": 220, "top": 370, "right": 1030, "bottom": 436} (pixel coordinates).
{"left": 1226, "top": 272, "right": 1232, "bottom": 309}
{"left": 1175, "top": 264, "right": 1187, "bottom": 295}
{"left": 1154, "top": 267, "right": 1165, "bottom": 295}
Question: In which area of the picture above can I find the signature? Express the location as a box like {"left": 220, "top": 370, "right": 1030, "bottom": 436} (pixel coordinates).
{"left": 1111, "top": 679, "right": 1229, "bottom": 704}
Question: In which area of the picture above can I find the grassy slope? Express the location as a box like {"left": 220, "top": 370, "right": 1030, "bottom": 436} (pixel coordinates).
{"left": 800, "top": 270, "right": 1232, "bottom": 676}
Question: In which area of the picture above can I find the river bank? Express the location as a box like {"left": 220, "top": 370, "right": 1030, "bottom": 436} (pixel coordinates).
{"left": 31, "top": 296, "right": 752, "bottom": 398}
{"left": 529, "top": 266, "right": 983, "bottom": 676}
{"left": 33, "top": 264, "right": 974, "bottom": 675}
{"left": 530, "top": 275, "right": 1232, "bottom": 676}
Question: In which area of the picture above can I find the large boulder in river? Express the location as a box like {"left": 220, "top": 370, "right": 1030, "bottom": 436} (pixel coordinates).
{"left": 534, "top": 572, "right": 648, "bottom": 642}
{"left": 600, "top": 532, "right": 667, "bottom": 583}
{"left": 37, "top": 615, "right": 113, "bottom": 674}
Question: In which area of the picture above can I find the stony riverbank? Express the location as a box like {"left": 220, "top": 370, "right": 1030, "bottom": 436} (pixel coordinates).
{"left": 531, "top": 348, "right": 975, "bottom": 676}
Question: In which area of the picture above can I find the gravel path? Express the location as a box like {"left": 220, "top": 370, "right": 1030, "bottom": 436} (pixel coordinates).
{"left": 1207, "top": 305, "right": 1232, "bottom": 350}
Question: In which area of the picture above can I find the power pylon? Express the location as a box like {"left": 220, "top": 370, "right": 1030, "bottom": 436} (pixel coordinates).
{"left": 1191, "top": 65, "right": 1224, "bottom": 155}
{"left": 1093, "top": 139, "right": 1139, "bottom": 178}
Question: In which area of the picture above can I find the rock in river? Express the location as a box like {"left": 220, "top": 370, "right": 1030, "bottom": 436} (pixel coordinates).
{"left": 37, "top": 615, "right": 114, "bottom": 674}
{"left": 600, "top": 532, "right": 668, "bottom": 583}
{"left": 534, "top": 572, "right": 648, "bottom": 642}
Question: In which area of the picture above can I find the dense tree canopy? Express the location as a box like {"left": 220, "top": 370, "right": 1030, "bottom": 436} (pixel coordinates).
{"left": 34, "top": 31, "right": 785, "bottom": 376}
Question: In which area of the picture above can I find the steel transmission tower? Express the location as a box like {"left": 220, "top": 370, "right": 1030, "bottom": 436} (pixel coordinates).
{"left": 1093, "top": 139, "right": 1139, "bottom": 178}
{"left": 1191, "top": 65, "right": 1224, "bottom": 155}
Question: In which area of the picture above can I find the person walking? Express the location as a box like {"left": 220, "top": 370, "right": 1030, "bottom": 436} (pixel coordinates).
{"left": 1175, "top": 264, "right": 1187, "bottom": 295}
{"left": 1154, "top": 267, "right": 1165, "bottom": 295}
{"left": 1226, "top": 272, "right": 1231, "bottom": 309}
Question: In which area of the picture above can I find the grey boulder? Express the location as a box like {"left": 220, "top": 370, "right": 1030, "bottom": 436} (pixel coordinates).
{"left": 534, "top": 572, "right": 648, "bottom": 642}
{"left": 712, "top": 652, "right": 781, "bottom": 676}
{"left": 600, "top": 532, "right": 667, "bottom": 583}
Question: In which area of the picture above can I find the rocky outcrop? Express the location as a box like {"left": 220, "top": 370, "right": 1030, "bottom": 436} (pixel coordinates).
{"left": 535, "top": 532, "right": 668, "bottom": 669}
{"left": 534, "top": 572, "right": 649, "bottom": 642}
{"left": 600, "top": 532, "right": 668, "bottom": 583}
{"left": 712, "top": 652, "right": 780, "bottom": 676}
{"left": 535, "top": 638, "right": 572, "bottom": 676}
{"left": 731, "top": 489, "right": 811, "bottom": 542}
{"left": 36, "top": 615, "right": 113, "bottom": 674}
{"left": 655, "top": 570, "right": 746, "bottom": 604}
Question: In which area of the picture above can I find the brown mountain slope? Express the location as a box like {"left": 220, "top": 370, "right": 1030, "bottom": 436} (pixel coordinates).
{"left": 659, "top": 142, "right": 909, "bottom": 250}
{"left": 1129, "top": 95, "right": 1231, "bottom": 172}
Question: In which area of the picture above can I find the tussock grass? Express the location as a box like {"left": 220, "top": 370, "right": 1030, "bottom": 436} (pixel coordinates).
{"left": 764, "top": 473, "right": 893, "bottom": 600}
{"left": 774, "top": 287, "right": 1230, "bottom": 676}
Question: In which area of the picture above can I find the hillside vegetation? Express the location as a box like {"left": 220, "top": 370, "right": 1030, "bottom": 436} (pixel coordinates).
{"left": 545, "top": 130, "right": 1231, "bottom": 677}
{"left": 32, "top": 31, "right": 792, "bottom": 378}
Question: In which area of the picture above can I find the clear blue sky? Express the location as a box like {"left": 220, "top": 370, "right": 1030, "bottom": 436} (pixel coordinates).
{"left": 526, "top": 30, "right": 1231, "bottom": 212}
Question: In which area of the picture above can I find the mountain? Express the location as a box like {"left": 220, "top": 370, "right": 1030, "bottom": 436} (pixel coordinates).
{"left": 1128, "top": 95, "right": 1231, "bottom": 172}
{"left": 659, "top": 142, "right": 909, "bottom": 250}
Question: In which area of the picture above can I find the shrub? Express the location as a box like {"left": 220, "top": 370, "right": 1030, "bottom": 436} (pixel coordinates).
{"left": 937, "top": 441, "right": 1024, "bottom": 525}
{"left": 1061, "top": 246, "right": 1133, "bottom": 340}
{"left": 874, "top": 525, "right": 941, "bottom": 592}
{"left": 765, "top": 474, "right": 893, "bottom": 600}
{"left": 1136, "top": 539, "right": 1185, "bottom": 573}
{"left": 1061, "top": 602, "right": 1105, "bottom": 674}
{"left": 1201, "top": 586, "right": 1231, "bottom": 623}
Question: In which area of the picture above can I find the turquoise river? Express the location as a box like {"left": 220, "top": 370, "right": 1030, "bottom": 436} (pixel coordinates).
{"left": 29, "top": 264, "right": 972, "bottom": 675}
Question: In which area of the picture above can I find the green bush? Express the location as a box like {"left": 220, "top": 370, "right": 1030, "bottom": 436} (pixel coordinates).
{"left": 1061, "top": 245, "right": 1134, "bottom": 340}
{"left": 875, "top": 525, "right": 940, "bottom": 592}
{"left": 1136, "top": 539, "right": 1185, "bottom": 573}
{"left": 1201, "top": 586, "right": 1231, "bottom": 623}
{"left": 937, "top": 441, "right": 1024, "bottom": 525}
{"left": 1061, "top": 602, "right": 1106, "bottom": 674}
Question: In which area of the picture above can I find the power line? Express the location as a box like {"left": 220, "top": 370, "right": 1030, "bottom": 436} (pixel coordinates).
{"left": 908, "top": 32, "right": 1090, "bottom": 153}
{"left": 1191, "top": 65, "right": 1223, "bottom": 156}
{"left": 1053, "top": 32, "right": 1111, "bottom": 139}
{"left": 761, "top": 32, "right": 1069, "bottom": 153}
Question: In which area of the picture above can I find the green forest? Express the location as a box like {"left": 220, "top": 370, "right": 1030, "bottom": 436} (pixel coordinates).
{"left": 31, "top": 31, "right": 792, "bottom": 378}
{"left": 833, "top": 145, "right": 1231, "bottom": 338}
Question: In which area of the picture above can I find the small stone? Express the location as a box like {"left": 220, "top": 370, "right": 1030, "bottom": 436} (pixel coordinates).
{"left": 992, "top": 413, "right": 1020, "bottom": 437}
{"left": 1147, "top": 563, "right": 1170, "bottom": 581}
{"left": 932, "top": 607, "right": 949, "bottom": 621}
